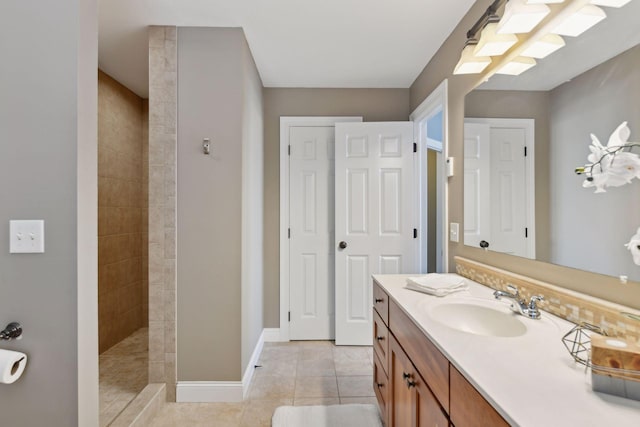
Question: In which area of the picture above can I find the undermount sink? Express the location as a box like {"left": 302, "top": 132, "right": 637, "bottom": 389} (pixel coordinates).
{"left": 428, "top": 301, "right": 527, "bottom": 337}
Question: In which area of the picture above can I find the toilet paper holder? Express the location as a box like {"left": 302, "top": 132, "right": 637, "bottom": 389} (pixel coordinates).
{"left": 0, "top": 322, "right": 22, "bottom": 340}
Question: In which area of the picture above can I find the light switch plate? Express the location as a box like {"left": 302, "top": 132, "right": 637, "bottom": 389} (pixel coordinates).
{"left": 446, "top": 157, "right": 454, "bottom": 177}
{"left": 10, "top": 220, "right": 45, "bottom": 253}
{"left": 449, "top": 222, "right": 459, "bottom": 243}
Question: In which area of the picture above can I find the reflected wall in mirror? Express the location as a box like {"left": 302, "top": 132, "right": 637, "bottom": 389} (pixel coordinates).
{"left": 463, "top": 1, "right": 640, "bottom": 281}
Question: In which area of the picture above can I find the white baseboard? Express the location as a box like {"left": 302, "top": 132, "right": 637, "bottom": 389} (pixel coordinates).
{"left": 263, "top": 328, "right": 282, "bottom": 342}
{"left": 176, "top": 328, "right": 269, "bottom": 403}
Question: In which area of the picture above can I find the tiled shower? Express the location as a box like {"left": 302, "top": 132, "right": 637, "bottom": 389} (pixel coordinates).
{"left": 97, "top": 70, "right": 149, "bottom": 425}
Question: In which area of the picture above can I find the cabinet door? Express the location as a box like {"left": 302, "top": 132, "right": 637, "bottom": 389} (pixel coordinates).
{"left": 450, "top": 366, "right": 509, "bottom": 427}
{"left": 390, "top": 335, "right": 448, "bottom": 427}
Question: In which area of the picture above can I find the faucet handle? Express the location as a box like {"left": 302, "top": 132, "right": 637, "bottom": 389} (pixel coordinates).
{"left": 529, "top": 295, "right": 544, "bottom": 309}
{"left": 506, "top": 284, "right": 519, "bottom": 297}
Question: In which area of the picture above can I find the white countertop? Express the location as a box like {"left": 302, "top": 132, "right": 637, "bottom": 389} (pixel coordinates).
{"left": 373, "top": 274, "right": 640, "bottom": 427}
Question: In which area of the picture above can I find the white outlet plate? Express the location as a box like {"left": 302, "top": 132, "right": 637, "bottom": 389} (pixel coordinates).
{"left": 10, "top": 220, "right": 45, "bottom": 253}
{"left": 449, "top": 222, "right": 459, "bottom": 243}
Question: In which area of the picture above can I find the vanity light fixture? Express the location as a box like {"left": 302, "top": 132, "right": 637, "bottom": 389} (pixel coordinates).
{"left": 474, "top": 16, "right": 519, "bottom": 56}
{"left": 496, "top": 56, "right": 537, "bottom": 74}
{"left": 497, "top": 0, "right": 551, "bottom": 34}
{"left": 452, "top": 0, "right": 634, "bottom": 77}
{"left": 552, "top": 4, "right": 606, "bottom": 36}
{"left": 454, "top": 40, "right": 492, "bottom": 75}
{"left": 520, "top": 33, "right": 565, "bottom": 57}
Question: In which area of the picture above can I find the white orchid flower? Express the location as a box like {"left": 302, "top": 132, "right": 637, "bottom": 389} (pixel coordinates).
{"left": 580, "top": 122, "right": 640, "bottom": 192}
{"left": 625, "top": 227, "right": 640, "bottom": 266}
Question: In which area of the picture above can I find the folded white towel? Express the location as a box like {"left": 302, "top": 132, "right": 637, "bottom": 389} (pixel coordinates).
{"left": 405, "top": 274, "right": 468, "bottom": 297}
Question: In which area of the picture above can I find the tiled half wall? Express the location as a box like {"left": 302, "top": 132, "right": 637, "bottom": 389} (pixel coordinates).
{"left": 455, "top": 256, "right": 640, "bottom": 343}
{"left": 148, "top": 25, "right": 178, "bottom": 401}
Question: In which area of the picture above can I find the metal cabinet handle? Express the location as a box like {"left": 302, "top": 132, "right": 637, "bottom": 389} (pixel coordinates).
{"left": 377, "top": 383, "right": 384, "bottom": 388}
{"left": 376, "top": 336, "right": 385, "bottom": 341}
{"left": 375, "top": 298, "right": 383, "bottom": 303}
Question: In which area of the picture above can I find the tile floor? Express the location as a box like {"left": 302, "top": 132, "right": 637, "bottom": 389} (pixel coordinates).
{"left": 99, "top": 328, "right": 149, "bottom": 426}
{"left": 149, "top": 341, "right": 377, "bottom": 426}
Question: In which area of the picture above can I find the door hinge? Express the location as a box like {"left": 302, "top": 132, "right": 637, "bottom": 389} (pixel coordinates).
{"left": 413, "top": 228, "right": 418, "bottom": 239}
{"left": 288, "top": 228, "right": 291, "bottom": 239}
{"left": 524, "top": 146, "right": 527, "bottom": 157}
{"left": 413, "top": 142, "right": 417, "bottom": 153}
{"left": 525, "top": 227, "right": 528, "bottom": 238}
{"left": 288, "top": 311, "right": 291, "bottom": 322}
{"left": 288, "top": 145, "right": 291, "bottom": 156}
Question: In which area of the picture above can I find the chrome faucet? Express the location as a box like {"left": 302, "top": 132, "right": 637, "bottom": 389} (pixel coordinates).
{"left": 493, "top": 285, "right": 544, "bottom": 319}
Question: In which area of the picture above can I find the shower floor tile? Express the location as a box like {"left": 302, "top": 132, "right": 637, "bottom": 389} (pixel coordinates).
{"left": 99, "top": 327, "right": 148, "bottom": 427}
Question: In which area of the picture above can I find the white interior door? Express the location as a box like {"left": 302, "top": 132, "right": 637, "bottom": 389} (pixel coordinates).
{"left": 489, "top": 127, "right": 527, "bottom": 256}
{"left": 463, "top": 122, "right": 491, "bottom": 249}
{"left": 289, "top": 126, "right": 335, "bottom": 340}
{"left": 334, "top": 122, "right": 416, "bottom": 345}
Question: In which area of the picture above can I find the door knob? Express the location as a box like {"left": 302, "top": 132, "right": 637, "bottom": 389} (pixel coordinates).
{"left": 479, "top": 240, "right": 490, "bottom": 249}
{"left": 338, "top": 241, "right": 347, "bottom": 249}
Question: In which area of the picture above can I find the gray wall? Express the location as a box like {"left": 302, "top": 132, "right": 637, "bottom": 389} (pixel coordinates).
{"left": 0, "top": 0, "right": 98, "bottom": 425}
{"left": 177, "top": 27, "right": 264, "bottom": 382}
{"left": 464, "top": 90, "right": 551, "bottom": 262}
{"left": 263, "top": 88, "right": 411, "bottom": 327}
{"left": 409, "top": 0, "right": 640, "bottom": 308}
{"left": 240, "top": 34, "right": 265, "bottom": 369}
{"left": 549, "top": 45, "right": 640, "bottom": 281}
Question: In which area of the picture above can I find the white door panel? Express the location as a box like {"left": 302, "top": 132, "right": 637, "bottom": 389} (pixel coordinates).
{"left": 463, "top": 123, "right": 491, "bottom": 248}
{"left": 289, "top": 126, "right": 335, "bottom": 340}
{"left": 490, "top": 127, "right": 527, "bottom": 256}
{"left": 335, "top": 122, "right": 416, "bottom": 345}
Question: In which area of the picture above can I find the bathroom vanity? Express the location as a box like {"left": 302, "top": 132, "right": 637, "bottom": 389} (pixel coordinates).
{"left": 372, "top": 274, "right": 640, "bottom": 426}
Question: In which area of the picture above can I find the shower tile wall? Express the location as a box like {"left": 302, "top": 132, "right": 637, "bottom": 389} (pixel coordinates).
{"left": 98, "top": 70, "right": 149, "bottom": 353}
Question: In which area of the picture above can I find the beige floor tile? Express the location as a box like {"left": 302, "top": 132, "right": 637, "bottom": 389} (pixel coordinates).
{"left": 337, "top": 376, "right": 375, "bottom": 397}
{"left": 248, "top": 375, "right": 296, "bottom": 400}
{"left": 297, "top": 357, "right": 335, "bottom": 376}
{"left": 240, "top": 398, "right": 292, "bottom": 427}
{"left": 294, "top": 376, "right": 339, "bottom": 398}
{"left": 99, "top": 328, "right": 148, "bottom": 427}
{"left": 294, "top": 397, "right": 341, "bottom": 406}
{"left": 334, "top": 358, "right": 372, "bottom": 376}
{"left": 299, "top": 346, "right": 334, "bottom": 361}
{"left": 340, "top": 397, "right": 379, "bottom": 405}
{"left": 255, "top": 357, "right": 299, "bottom": 377}
{"left": 149, "top": 402, "right": 243, "bottom": 427}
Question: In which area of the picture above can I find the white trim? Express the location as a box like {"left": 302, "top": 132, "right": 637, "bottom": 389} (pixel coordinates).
{"left": 279, "top": 116, "right": 362, "bottom": 342}
{"left": 262, "top": 328, "right": 282, "bottom": 342}
{"left": 177, "top": 328, "right": 270, "bottom": 402}
{"left": 463, "top": 117, "right": 536, "bottom": 259}
{"left": 410, "top": 80, "right": 450, "bottom": 273}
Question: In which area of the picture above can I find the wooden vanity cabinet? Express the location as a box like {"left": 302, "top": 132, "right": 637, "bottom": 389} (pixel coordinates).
{"left": 389, "top": 334, "right": 449, "bottom": 427}
{"left": 373, "top": 279, "right": 509, "bottom": 427}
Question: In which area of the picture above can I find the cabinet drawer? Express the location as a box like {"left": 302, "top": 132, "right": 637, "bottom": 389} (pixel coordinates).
{"left": 373, "top": 281, "right": 389, "bottom": 325}
{"left": 373, "top": 310, "right": 389, "bottom": 374}
{"left": 450, "top": 366, "right": 509, "bottom": 427}
{"left": 373, "top": 351, "right": 389, "bottom": 426}
{"left": 389, "top": 300, "right": 450, "bottom": 413}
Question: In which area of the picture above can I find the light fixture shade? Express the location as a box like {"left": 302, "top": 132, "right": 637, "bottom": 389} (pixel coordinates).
{"left": 526, "top": 0, "right": 564, "bottom": 3}
{"left": 497, "top": 0, "right": 551, "bottom": 34}
{"left": 591, "top": 0, "right": 631, "bottom": 7}
{"left": 496, "top": 57, "right": 537, "bottom": 75}
{"left": 453, "top": 43, "right": 492, "bottom": 75}
{"left": 520, "top": 33, "right": 565, "bottom": 58}
{"left": 552, "top": 4, "right": 606, "bottom": 37}
{"left": 474, "top": 23, "right": 519, "bottom": 56}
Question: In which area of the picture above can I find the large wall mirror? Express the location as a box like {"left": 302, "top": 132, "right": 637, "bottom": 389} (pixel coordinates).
{"left": 463, "top": 1, "right": 640, "bottom": 282}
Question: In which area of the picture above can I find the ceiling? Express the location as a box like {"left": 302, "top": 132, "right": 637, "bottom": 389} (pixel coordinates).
{"left": 98, "top": 0, "right": 476, "bottom": 98}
